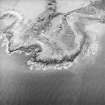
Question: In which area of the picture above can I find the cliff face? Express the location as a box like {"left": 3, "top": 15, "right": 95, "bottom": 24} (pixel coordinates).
{"left": 0, "top": 0, "right": 105, "bottom": 71}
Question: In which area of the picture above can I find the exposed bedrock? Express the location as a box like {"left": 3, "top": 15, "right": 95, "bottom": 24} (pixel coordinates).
{"left": 0, "top": 0, "right": 105, "bottom": 71}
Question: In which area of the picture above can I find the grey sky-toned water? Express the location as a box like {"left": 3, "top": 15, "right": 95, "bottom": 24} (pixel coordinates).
{"left": 0, "top": 38, "right": 105, "bottom": 105}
